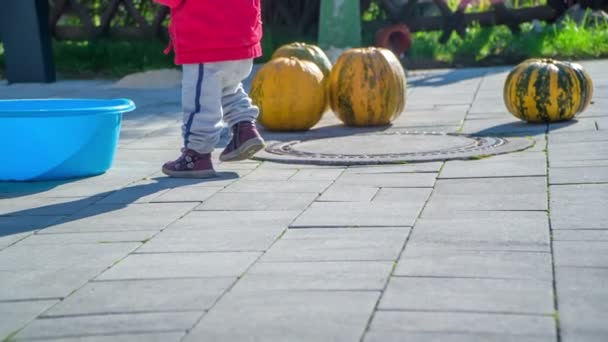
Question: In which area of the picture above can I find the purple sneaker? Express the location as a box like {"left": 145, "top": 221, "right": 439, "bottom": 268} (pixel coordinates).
{"left": 220, "top": 121, "right": 265, "bottom": 162}
{"left": 162, "top": 148, "right": 216, "bottom": 178}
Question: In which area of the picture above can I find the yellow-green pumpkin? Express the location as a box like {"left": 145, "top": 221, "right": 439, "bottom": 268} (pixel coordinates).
{"left": 328, "top": 47, "right": 407, "bottom": 127}
{"left": 250, "top": 57, "right": 326, "bottom": 131}
{"left": 504, "top": 59, "right": 594, "bottom": 123}
{"left": 271, "top": 42, "right": 333, "bottom": 77}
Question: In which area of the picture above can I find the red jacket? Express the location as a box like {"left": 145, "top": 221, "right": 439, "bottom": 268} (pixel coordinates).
{"left": 154, "top": 0, "right": 263, "bottom": 64}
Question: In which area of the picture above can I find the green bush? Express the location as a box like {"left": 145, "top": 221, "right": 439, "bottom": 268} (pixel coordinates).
{"left": 408, "top": 14, "right": 608, "bottom": 65}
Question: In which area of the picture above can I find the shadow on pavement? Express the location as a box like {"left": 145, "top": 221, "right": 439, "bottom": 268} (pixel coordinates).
{"left": 472, "top": 120, "right": 579, "bottom": 137}
{"left": 0, "top": 173, "right": 239, "bottom": 237}
{"left": 409, "top": 67, "right": 507, "bottom": 87}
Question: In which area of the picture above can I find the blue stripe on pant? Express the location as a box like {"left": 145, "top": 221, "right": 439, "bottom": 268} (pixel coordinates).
{"left": 183, "top": 64, "right": 204, "bottom": 147}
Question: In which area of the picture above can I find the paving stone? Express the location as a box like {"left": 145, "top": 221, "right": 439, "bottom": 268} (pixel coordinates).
{"left": 0, "top": 300, "right": 58, "bottom": 339}
{"left": 262, "top": 228, "right": 409, "bottom": 262}
{"left": 335, "top": 173, "right": 437, "bottom": 187}
{"left": 549, "top": 141, "right": 608, "bottom": 162}
{"left": 167, "top": 210, "right": 300, "bottom": 230}
{"left": 550, "top": 159, "right": 608, "bottom": 168}
{"left": 0, "top": 232, "right": 32, "bottom": 250}
{"left": 9, "top": 173, "right": 153, "bottom": 199}
{"left": 548, "top": 129, "right": 608, "bottom": 144}
{"left": 288, "top": 168, "right": 345, "bottom": 180}
{"left": 0, "top": 267, "right": 114, "bottom": 301}
{"left": 216, "top": 162, "right": 260, "bottom": 172}
{"left": 550, "top": 184, "right": 608, "bottom": 229}
{"left": 136, "top": 226, "right": 284, "bottom": 253}
{"left": 460, "top": 118, "right": 547, "bottom": 135}
{"left": 440, "top": 156, "right": 547, "bottom": 179}
{"left": 17, "top": 231, "right": 155, "bottom": 244}
{"left": 364, "top": 311, "right": 556, "bottom": 342}
{"left": 150, "top": 186, "right": 223, "bottom": 202}
{"left": 468, "top": 98, "right": 511, "bottom": 114}
{"left": 422, "top": 193, "right": 547, "bottom": 216}
{"left": 409, "top": 213, "right": 550, "bottom": 251}
{"left": 146, "top": 171, "right": 241, "bottom": 187}
{"left": 434, "top": 177, "right": 547, "bottom": 195}
{"left": 423, "top": 176, "right": 547, "bottom": 216}
{"left": 44, "top": 277, "right": 235, "bottom": 316}
{"left": 222, "top": 180, "right": 332, "bottom": 193}
{"left": 115, "top": 148, "right": 186, "bottom": 164}
{"left": 0, "top": 242, "right": 139, "bottom": 271}
{"left": 549, "top": 166, "right": 608, "bottom": 184}
{"left": 242, "top": 168, "right": 298, "bottom": 180}
{"left": 395, "top": 246, "right": 552, "bottom": 280}
{"left": 195, "top": 192, "right": 317, "bottom": 211}
{"left": 552, "top": 230, "right": 608, "bottom": 241}
{"left": 120, "top": 134, "right": 183, "bottom": 150}
{"left": 344, "top": 162, "right": 443, "bottom": 174}
{"left": 365, "top": 331, "right": 555, "bottom": 342}
{"left": 237, "top": 261, "right": 393, "bottom": 291}
{"left": 0, "top": 196, "right": 101, "bottom": 216}
{"left": 183, "top": 291, "right": 379, "bottom": 342}
{"left": 372, "top": 188, "right": 432, "bottom": 203}
{"left": 392, "top": 116, "right": 463, "bottom": 129}
{"left": 94, "top": 180, "right": 175, "bottom": 204}
{"left": 15, "top": 312, "right": 200, "bottom": 340}
{"left": 40, "top": 203, "right": 197, "bottom": 233}
{"left": 35, "top": 332, "right": 187, "bottom": 342}
{"left": 556, "top": 267, "right": 608, "bottom": 340}
{"left": 97, "top": 252, "right": 260, "bottom": 280}
{"left": 554, "top": 241, "right": 608, "bottom": 267}
{"left": 525, "top": 137, "right": 548, "bottom": 152}
{"left": 432, "top": 176, "right": 547, "bottom": 195}
{"left": 379, "top": 277, "right": 554, "bottom": 314}
{"left": 0, "top": 216, "right": 63, "bottom": 243}
{"left": 254, "top": 162, "right": 343, "bottom": 170}
{"left": 291, "top": 201, "right": 422, "bottom": 227}
{"left": 561, "top": 332, "right": 608, "bottom": 342}
{"left": 0, "top": 180, "right": 66, "bottom": 197}
{"left": 548, "top": 118, "right": 600, "bottom": 134}
{"left": 317, "top": 185, "right": 379, "bottom": 202}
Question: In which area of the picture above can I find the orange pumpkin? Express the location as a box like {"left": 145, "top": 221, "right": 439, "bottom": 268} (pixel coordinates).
{"left": 250, "top": 57, "right": 327, "bottom": 131}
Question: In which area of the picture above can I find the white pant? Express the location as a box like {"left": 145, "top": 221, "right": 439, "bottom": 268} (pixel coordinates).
{"left": 181, "top": 59, "right": 259, "bottom": 153}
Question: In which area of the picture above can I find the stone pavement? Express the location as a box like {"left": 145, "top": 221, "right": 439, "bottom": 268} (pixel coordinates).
{"left": 1, "top": 60, "right": 607, "bottom": 341}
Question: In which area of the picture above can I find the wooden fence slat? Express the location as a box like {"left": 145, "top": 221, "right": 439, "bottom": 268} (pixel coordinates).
{"left": 122, "top": 0, "right": 152, "bottom": 32}
{"left": 98, "top": 0, "right": 123, "bottom": 35}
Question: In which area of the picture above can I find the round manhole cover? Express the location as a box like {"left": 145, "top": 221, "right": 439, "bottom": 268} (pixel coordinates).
{"left": 253, "top": 131, "right": 534, "bottom": 165}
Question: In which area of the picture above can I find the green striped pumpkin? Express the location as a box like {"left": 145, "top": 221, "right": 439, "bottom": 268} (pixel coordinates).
{"left": 328, "top": 47, "right": 407, "bottom": 126}
{"left": 271, "top": 42, "right": 333, "bottom": 77}
{"left": 503, "top": 59, "right": 593, "bottom": 123}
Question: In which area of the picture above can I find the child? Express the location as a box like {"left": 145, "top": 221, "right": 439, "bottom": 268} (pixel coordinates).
{"left": 154, "top": 0, "right": 265, "bottom": 178}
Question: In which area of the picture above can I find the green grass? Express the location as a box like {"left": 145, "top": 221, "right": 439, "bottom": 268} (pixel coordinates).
{"left": 0, "top": 39, "right": 175, "bottom": 79}
{"left": 407, "top": 15, "right": 608, "bottom": 66}
{"left": 51, "top": 39, "right": 176, "bottom": 78}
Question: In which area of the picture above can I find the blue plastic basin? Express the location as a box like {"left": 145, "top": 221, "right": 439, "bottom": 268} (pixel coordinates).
{"left": 0, "top": 98, "right": 136, "bottom": 181}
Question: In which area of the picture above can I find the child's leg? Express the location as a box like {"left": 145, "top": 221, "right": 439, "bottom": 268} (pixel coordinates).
{"left": 181, "top": 63, "right": 224, "bottom": 154}
{"left": 221, "top": 59, "right": 258, "bottom": 127}
{"left": 161, "top": 63, "right": 222, "bottom": 178}
{"left": 218, "top": 59, "right": 265, "bottom": 162}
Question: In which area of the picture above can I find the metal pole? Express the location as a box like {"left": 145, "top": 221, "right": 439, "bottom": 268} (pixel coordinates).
{"left": 0, "top": 0, "right": 56, "bottom": 83}
{"left": 318, "top": 0, "right": 362, "bottom": 51}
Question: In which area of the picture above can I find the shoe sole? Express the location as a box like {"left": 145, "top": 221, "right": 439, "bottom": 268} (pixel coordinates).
{"left": 220, "top": 137, "right": 265, "bottom": 162}
{"left": 161, "top": 167, "right": 217, "bottom": 179}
